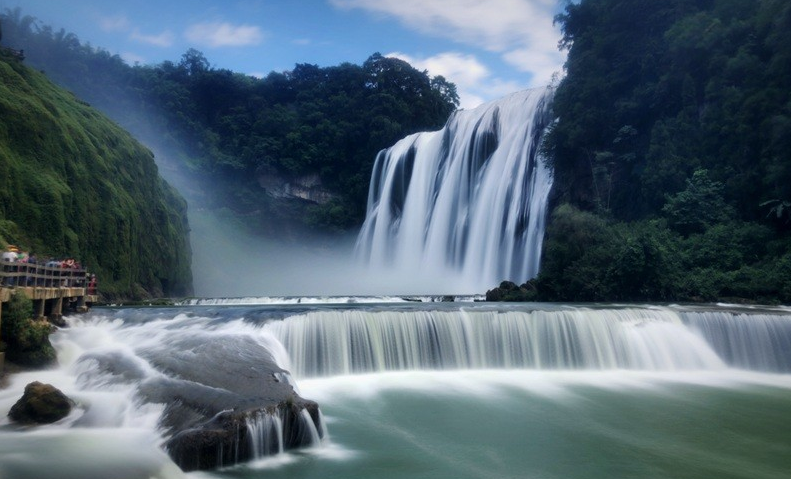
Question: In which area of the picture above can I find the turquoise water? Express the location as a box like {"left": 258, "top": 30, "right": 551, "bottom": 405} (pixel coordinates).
{"left": 200, "top": 371, "right": 791, "bottom": 479}
{"left": 2, "top": 304, "right": 791, "bottom": 479}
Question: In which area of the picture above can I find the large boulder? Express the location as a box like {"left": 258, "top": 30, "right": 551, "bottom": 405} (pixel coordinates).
{"left": 127, "top": 334, "right": 324, "bottom": 471}
{"left": 8, "top": 381, "right": 74, "bottom": 424}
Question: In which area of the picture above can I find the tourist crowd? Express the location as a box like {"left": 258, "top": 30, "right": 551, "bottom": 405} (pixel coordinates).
{"left": 2, "top": 245, "right": 96, "bottom": 292}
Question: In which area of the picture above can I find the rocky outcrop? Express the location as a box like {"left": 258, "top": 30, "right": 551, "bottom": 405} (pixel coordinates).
{"left": 165, "top": 398, "right": 322, "bottom": 471}
{"left": 8, "top": 381, "right": 74, "bottom": 424}
{"left": 485, "top": 280, "right": 538, "bottom": 302}
{"left": 258, "top": 170, "right": 338, "bottom": 204}
{"left": 131, "top": 335, "right": 324, "bottom": 471}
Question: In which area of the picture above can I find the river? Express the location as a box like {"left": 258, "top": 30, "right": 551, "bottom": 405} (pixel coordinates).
{"left": 1, "top": 299, "right": 790, "bottom": 479}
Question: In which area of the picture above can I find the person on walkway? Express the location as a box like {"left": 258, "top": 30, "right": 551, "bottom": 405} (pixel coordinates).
{"left": 2, "top": 247, "right": 17, "bottom": 285}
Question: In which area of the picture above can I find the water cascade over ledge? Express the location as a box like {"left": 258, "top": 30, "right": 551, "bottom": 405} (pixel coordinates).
{"left": 264, "top": 306, "right": 791, "bottom": 378}
{"left": 355, "top": 88, "right": 554, "bottom": 292}
{"left": 1, "top": 303, "right": 790, "bottom": 478}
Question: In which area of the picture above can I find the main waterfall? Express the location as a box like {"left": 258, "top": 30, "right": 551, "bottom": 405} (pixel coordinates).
{"left": 355, "top": 88, "right": 554, "bottom": 292}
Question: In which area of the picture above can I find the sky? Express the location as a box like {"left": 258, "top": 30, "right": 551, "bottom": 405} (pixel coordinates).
{"left": 4, "top": 0, "right": 567, "bottom": 109}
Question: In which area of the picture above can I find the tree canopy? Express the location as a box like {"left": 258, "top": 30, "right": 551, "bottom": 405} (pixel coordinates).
{"left": 0, "top": 52, "right": 192, "bottom": 299}
{"left": 0, "top": 8, "right": 459, "bottom": 234}
{"left": 534, "top": 0, "right": 791, "bottom": 303}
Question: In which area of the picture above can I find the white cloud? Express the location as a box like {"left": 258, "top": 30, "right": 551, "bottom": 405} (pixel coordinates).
{"left": 98, "top": 15, "right": 130, "bottom": 33}
{"left": 184, "top": 22, "right": 266, "bottom": 48}
{"left": 332, "top": 0, "right": 553, "bottom": 49}
{"left": 331, "top": 0, "right": 564, "bottom": 90}
{"left": 130, "top": 29, "right": 175, "bottom": 48}
{"left": 387, "top": 51, "right": 524, "bottom": 109}
{"left": 503, "top": 47, "right": 561, "bottom": 86}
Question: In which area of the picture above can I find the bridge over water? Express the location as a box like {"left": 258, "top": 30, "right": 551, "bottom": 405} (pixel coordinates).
{"left": 1, "top": 259, "right": 98, "bottom": 318}
{"left": 0, "top": 260, "right": 99, "bottom": 370}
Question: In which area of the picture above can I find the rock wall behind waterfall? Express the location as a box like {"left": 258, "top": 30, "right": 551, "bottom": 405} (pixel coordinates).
{"left": 355, "top": 88, "right": 554, "bottom": 292}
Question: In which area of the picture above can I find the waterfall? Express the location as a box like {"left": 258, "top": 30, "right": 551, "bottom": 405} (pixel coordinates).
{"left": 2, "top": 304, "right": 789, "bottom": 478}
{"left": 683, "top": 311, "right": 791, "bottom": 372}
{"left": 265, "top": 308, "right": 791, "bottom": 378}
{"left": 355, "top": 88, "right": 554, "bottom": 292}
{"left": 245, "top": 407, "right": 324, "bottom": 460}
{"left": 247, "top": 411, "right": 285, "bottom": 458}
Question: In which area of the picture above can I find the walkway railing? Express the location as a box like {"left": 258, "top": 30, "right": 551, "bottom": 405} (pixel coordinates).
{"left": 0, "top": 260, "right": 93, "bottom": 292}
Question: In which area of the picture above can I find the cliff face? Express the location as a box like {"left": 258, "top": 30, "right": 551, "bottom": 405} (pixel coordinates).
{"left": 0, "top": 52, "right": 192, "bottom": 299}
{"left": 258, "top": 170, "right": 339, "bottom": 205}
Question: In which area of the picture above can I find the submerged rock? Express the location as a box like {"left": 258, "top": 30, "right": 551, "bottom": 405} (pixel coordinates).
{"left": 8, "top": 381, "right": 74, "bottom": 424}
{"left": 133, "top": 334, "right": 324, "bottom": 471}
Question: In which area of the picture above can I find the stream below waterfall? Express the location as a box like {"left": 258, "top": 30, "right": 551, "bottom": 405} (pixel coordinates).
{"left": 1, "top": 300, "right": 790, "bottom": 479}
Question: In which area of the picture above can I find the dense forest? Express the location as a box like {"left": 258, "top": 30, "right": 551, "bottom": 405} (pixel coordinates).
{"left": 0, "top": 50, "right": 192, "bottom": 299}
{"left": 0, "top": 8, "right": 459, "bottom": 235}
{"left": 4, "top": 2, "right": 790, "bottom": 303}
{"left": 529, "top": 0, "right": 791, "bottom": 302}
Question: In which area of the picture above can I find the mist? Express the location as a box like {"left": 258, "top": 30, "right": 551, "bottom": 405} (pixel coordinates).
{"left": 188, "top": 208, "right": 482, "bottom": 298}
{"left": 83, "top": 88, "right": 454, "bottom": 299}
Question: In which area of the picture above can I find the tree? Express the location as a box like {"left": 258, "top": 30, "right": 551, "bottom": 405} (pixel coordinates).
{"left": 662, "top": 169, "right": 734, "bottom": 235}
{"left": 179, "top": 48, "right": 209, "bottom": 76}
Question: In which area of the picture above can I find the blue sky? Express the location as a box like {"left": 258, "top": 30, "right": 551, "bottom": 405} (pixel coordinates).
{"left": 4, "top": 0, "right": 566, "bottom": 108}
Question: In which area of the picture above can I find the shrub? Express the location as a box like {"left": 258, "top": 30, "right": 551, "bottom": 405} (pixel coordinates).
{"left": 1, "top": 290, "right": 56, "bottom": 366}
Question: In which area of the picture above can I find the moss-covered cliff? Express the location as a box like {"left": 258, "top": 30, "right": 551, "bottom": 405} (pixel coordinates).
{"left": 0, "top": 51, "right": 192, "bottom": 299}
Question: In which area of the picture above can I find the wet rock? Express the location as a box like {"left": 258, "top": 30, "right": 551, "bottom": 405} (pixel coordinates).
{"left": 8, "top": 381, "right": 74, "bottom": 424}
{"left": 134, "top": 335, "right": 324, "bottom": 471}
{"left": 165, "top": 397, "right": 323, "bottom": 472}
{"left": 486, "top": 280, "right": 538, "bottom": 302}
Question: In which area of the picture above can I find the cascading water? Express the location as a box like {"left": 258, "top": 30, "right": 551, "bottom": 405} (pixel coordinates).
{"left": 263, "top": 308, "right": 730, "bottom": 377}
{"left": 2, "top": 303, "right": 790, "bottom": 479}
{"left": 355, "top": 88, "right": 554, "bottom": 292}
{"left": 247, "top": 411, "right": 285, "bottom": 458}
{"left": 245, "top": 407, "right": 325, "bottom": 460}
{"left": 683, "top": 311, "right": 791, "bottom": 372}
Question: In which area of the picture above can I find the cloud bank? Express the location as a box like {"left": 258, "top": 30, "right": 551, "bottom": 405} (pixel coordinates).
{"left": 332, "top": 0, "right": 564, "bottom": 107}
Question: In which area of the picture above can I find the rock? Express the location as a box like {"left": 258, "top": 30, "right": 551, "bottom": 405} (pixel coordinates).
{"left": 165, "top": 397, "right": 323, "bottom": 472}
{"left": 257, "top": 169, "right": 338, "bottom": 204}
{"left": 486, "top": 280, "right": 538, "bottom": 302}
{"left": 133, "top": 335, "right": 324, "bottom": 471}
{"left": 8, "top": 381, "right": 74, "bottom": 424}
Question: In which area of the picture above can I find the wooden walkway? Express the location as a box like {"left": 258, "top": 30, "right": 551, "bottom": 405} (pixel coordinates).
{"left": 0, "top": 260, "right": 98, "bottom": 321}
{"left": 1, "top": 260, "right": 99, "bottom": 371}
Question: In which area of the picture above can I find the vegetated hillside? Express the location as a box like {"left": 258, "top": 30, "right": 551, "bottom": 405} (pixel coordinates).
{"left": 0, "top": 51, "right": 192, "bottom": 299}
{"left": 533, "top": 0, "right": 791, "bottom": 303}
{"left": 0, "top": 9, "right": 459, "bottom": 236}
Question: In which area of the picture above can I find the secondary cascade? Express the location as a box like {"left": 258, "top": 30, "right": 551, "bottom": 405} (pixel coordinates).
{"left": 355, "top": 88, "right": 554, "bottom": 292}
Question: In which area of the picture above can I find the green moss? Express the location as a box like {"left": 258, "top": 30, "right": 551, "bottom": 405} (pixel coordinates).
{"left": 0, "top": 56, "right": 192, "bottom": 299}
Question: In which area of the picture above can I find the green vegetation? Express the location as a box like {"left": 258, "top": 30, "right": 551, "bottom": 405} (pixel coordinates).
{"left": 1, "top": 10, "right": 459, "bottom": 234}
{"left": 530, "top": 0, "right": 791, "bottom": 303}
{"left": 1, "top": 290, "right": 55, "bottom": 366}
{"left": 0, "top": 50, "right": 192, "bottom": 299}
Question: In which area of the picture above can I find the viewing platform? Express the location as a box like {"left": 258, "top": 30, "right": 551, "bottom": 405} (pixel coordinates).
{"left": 0, "top": 260, "right": 98, "bottom": 322}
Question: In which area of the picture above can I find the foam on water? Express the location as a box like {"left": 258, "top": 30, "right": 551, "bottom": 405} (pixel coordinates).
{"left": 2, "top": 303, "right": 790, "bottom": 478}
